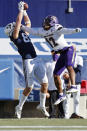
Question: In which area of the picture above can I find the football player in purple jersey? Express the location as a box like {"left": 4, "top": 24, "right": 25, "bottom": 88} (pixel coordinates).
{"left": 22, "top": 5, "right": 81, "bottom": 105}
{"left": 22, "top": 14, "right": 82, "bottom": 105}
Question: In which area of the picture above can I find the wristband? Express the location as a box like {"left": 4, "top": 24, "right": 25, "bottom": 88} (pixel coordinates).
{"left": 23, "top": 10, "right": 28, "bottom": 16}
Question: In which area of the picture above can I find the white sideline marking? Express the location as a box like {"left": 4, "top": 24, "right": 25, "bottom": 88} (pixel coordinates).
{"left": 0, "top": 126, "right": 87, "bottom": 128}
{"left": 0, "top": 130, "right": 87, "bottom": 131}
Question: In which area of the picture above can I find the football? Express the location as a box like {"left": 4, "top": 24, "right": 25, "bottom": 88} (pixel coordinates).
{"left": 24, "top": 3, "right": 28, "bottom": 10}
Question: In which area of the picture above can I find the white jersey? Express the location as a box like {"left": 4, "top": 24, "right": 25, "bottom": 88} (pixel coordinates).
{"left": 74, "top": 55, "right": 83, "bottom": 68}
{"left": 22, "top": 24, "right": 78, "bottom": 51}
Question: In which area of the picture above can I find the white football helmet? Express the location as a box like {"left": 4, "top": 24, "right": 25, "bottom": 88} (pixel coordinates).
{"left": 4, "top": 22, "right": 16, "bottom": 37}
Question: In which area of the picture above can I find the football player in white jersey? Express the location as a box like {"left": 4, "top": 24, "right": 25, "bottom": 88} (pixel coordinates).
{"left": 45, "top": 52, "right": 65, "bottom": 118}
{"left": 22, "top": 14, "right": 82, "bottom": 105}
{"left": 63, "top": 55, "right": 83, "bottom": 119}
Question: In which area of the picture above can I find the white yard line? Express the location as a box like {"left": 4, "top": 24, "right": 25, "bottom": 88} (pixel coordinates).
{"left": 0, "top": 130, "right": 87, "bottom": 131}
{"left": 0, "top": 126, "right": 87, "bottom": 128}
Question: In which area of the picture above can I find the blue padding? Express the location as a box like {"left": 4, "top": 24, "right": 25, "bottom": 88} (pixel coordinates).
{"left": 19, "top": 89, "right": 40, "bottom": 102}
{"left": 0, "top": 59, "right": 14, "bottom": 100}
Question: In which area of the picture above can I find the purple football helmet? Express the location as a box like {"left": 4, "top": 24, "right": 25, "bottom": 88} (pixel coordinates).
{"left": 42, "top": 15, "right": 58, "bottom": 30}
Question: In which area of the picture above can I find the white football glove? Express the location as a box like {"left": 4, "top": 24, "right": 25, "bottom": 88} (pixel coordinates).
{"left": 75, "top": 28, "right": 82, "bottom": 33}
{"left": 18, "top": 1, "right": 24, "bottom": 12}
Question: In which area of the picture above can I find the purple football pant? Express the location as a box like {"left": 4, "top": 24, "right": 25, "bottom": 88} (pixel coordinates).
{"left": 54, "top": 46, "right": 76, "bottom": 75}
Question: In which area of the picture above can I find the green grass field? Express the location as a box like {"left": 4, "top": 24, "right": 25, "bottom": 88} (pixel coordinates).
{"left": 0, "top": 118, "right": 87, "bottom": 130}
{"left": 0, "top": 118, "right": 87, "bottom": 126}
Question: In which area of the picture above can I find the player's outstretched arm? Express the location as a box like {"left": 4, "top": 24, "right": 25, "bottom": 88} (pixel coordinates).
{"left": 21, "top": 25, "right": 59, "bottom": 37}
{"left": 23, "top": 2, "right": 31, "bottom": 35}
{"left": 23, "top": 10, "right": 31, "bottom": 28}
{"left": 21, "top": 26, "right": 43, "bottom": 36}
{"left": 23, "top": 3, "right": 31, "bottom": 27}
{"left": 13, "top": 1, "right": 24, "bottom": 39}
{"left": 58, "top": 27, "right": 81, "bottom": 35}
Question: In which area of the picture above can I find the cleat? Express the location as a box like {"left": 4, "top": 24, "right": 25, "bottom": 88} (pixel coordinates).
{"left": 54, "top": 95, "right": 66, "bottom": 105}
{"left": 66, "top": 86, "right": 78, "bottom": 93}
{"left": 36, "top": 104, "right": 49, "bottom": 117}
{"left": 70, "top": 113, "right": 84, "bottom": 119}
{"left": 15, "top": 105, "right": 22, "bottom": 119}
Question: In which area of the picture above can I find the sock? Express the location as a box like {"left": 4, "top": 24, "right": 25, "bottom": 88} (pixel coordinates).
{"left": 40, "top": 92, "right": 46, "bottom": 107}
{"left": 18, "top": 94, "right": 28, "bottom": 110}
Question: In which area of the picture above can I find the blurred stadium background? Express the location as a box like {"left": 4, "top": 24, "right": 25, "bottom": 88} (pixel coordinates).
{"left": 0, "top": 0, "right": 87, "bottom": 122}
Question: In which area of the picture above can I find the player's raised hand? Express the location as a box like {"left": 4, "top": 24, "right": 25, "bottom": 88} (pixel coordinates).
{"left": 18, "top": 1, "right": 24, "bottom": 12}
{"left": 75, "top": 28, "right": 82, "bottom": 33}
